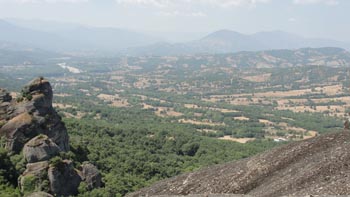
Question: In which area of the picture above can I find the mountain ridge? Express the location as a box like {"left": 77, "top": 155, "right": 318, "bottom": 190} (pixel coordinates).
{"left": 2, "top": 19, "right": 350, "bottom": 55}
{"left": 0, "top": 19, "right": 160, "bottom": 53}
{"left": 126, "top": 29, "right": 350, "bottom": 56}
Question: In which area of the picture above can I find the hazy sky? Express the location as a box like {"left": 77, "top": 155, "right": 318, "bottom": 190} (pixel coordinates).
{"left": 0, "top": 0, "right": 349, "bottom": 41}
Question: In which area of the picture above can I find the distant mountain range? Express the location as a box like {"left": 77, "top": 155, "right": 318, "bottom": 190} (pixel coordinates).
{"left": 1, "top": 19, "right": 350, "bottom": 56}
{"left": 0, "top": 19, "right": 159, "bottom": 53}
{"left": 127, "top": 30, "right": 350, "bottom": 56}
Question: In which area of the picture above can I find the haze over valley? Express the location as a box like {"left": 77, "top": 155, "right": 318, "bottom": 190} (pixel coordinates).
{"left": 1, "top": 18, "right": 350, "bottom": 56}
{"left": 1, "top": 0, "right": 350, "bottom": 196}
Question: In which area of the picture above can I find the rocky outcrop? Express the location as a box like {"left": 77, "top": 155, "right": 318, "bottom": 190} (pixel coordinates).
{"left": 0, "top": 89, "right": 12, "bottom": 127}
{"left": 79, "top": 162, "right": 102, "bottom": 190}
{"left": 1, "top": 77, "right": 101, "bottom": 196}
{"left": 20, "top": 158, "right": 102, "bottom": 196}
{"left": 48, "top": 160, "right": 82, "bottom": 196}
{"left": 20, "top": 161, "right": 50, "bottom": 195}
{"left": 0, "top": 77, "right": 69, "bottom": 153}
{"left": 23, "top": 135, "right": 60, "bottom": 163}
{"left": 130, "top": 130, "right": 350, "bottom": 197}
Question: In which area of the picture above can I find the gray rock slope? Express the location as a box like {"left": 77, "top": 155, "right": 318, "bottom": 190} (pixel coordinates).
{"left": 130, "top": 130, "right": 350, "bottom": 197}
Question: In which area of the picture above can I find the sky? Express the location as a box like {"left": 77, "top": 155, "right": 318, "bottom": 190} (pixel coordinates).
{"left": 0, "top": 0, "right": 349, "bottom": 42}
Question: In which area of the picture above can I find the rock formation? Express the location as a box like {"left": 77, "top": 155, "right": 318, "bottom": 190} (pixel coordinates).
{"left": 23, "top": 135, "right": 60, "bottom": 163}
{"left": 0, "top": 77, "right": 101, "bottom": 196}
{"left": 0, "top": 77, "right": 69, "bottom": 153}
{"left": 79, "top": 162, "right": 102, "bottom": 190}
{"left": 48, "top": 160, "right": 82, "bottom": 196}
{"left": 129, "top": 130, "right": 350, "bottom": 197}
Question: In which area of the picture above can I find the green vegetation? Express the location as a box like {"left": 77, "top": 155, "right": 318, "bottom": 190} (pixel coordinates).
{"left": 65, "top": 109, "right": 277, "bottom": 196}
{"left": 21, "top": 175, "right": 37, "bottom": 195}
{"left": 0, "top": 148, "right": 21, "bottom": 197}
{"left": 1, "top": 47, "right": 349, "bottom": 195}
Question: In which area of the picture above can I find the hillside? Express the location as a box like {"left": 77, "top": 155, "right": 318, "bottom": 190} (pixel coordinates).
{"left": 130, "top": 129, "right": 350, "bottom": 196}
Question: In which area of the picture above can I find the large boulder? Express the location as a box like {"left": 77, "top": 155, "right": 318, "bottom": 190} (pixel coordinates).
{"left": 19, "top": 161, "right": 50, "bottom": 195}
{"left": 48, "top": 160, "right": 82, "bottom": 196}
{"left": 79, "top": 162, "right": 102, "bottom": 190}
{"left": 0, "top": 112, "right": 36, "bottom": 152}
{"left": 23, "top": 135, "right": 60, "bottom": 163}
{"left": 0, "top": 77, "right": 69, "bottom": 153}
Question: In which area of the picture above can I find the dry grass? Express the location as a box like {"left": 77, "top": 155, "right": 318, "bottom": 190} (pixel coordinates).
{"left": 142, "top": 103, "right": 154, "bottom": 109}
{"left": 242, "top": 73, "right": 271, "bottom": 82}
{"left": 218, "top": 136, "right": 255, "bottom": 143}
{"left": 155, "top": 107, "right": 183, "bottom": 117}
{"left": 142, "top": 104, "right": 183, "bottom": 117}
{"left": 259, "top": 119, "right": 274, "bottom": 125}
{"left": 315, "top": 85, "right": 343, "bottom": 96}
{"left": 97, "top": 94, "right": 129, "bottom": 107}
{"left": 53, "top": 103, "right": 74, "bottom": 109}
{"left": 54, "top": 93, "right": 71, "bottom": 97}
{"left": 234, "top": 116, "right": 250, "bottom": 121}
{"left": 304, "top": 131, "right": 318, "bottom": 139}
{"left": 196, "top": 129, "right": 218, "bottom": 133}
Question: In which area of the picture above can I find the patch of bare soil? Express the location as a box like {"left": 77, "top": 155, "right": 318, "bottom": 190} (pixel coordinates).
{"left": 97, "top": 94, "right": 129, "bottom": 107}
{"left": 233, "top": 116, "right": 250, "bottom": 121}
{"left": 242, "top": 73, "right": 271, "bottom": 82}
{"left": 218, "top": 136, "right": 255, "bottom": 143}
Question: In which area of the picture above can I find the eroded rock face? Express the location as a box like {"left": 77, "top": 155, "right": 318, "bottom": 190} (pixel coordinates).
{"left": 23, "top": 135, "right": 60, "bottom": 163}
{"left": 48, "top": 160, "right": 82, "bottom": 196}
{"left": 80, "top": 162, "right": 102, "bottom": 190}
{"left": 0, "top": 89, "right": 12, "bottom": 124}
{"left": 1, "top": 78, "right": 101, "bottom": 196}
{"left": 23, "top": 161, "right": 50, "bottom": 177}
{"left": 19, "top": 161, "right": 50, "bottom": 195}
{"left": 1, "top": 112, "right": 36, "bottom": 152}
{"left": 0, "top": 77, "right": 69, "bottom": 153}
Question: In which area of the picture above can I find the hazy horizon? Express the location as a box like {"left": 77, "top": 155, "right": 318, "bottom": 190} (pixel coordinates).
{"left": 0, "top": 0, "right": 349, "bottom": 42}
